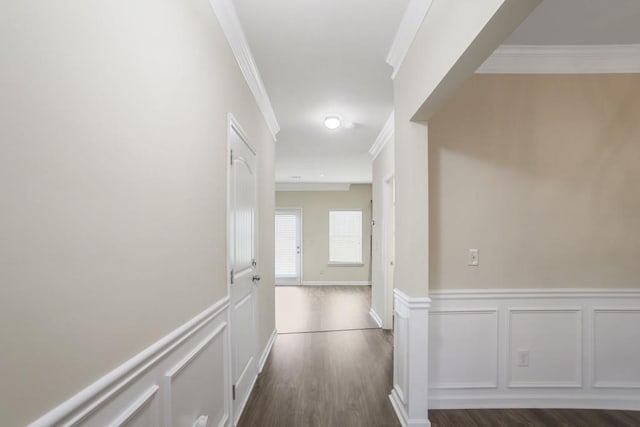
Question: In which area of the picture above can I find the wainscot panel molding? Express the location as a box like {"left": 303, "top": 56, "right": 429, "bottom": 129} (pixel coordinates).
{"left": 477, "top": 44, "right": 640, "bottom": 74}
{"left": 208, "top": 0, "right": 280, "bottom": 140}
{"left": 390, "top": 289, "right": 431, "bottom": 427}
{"left": 369, "top": 111, "right": 394, "bottom": 160}
{"left": 29, "top": 298, "right": 233, "bottom": 427}
{"left": 302, "top": 281, "right": 371, "bottom": 286}
{"left": 369, "top": 308, "right": 383, "bottom": 328}
{"left": 386, "top": 0, "right": 434, "bottom": 79}
{"left": 428, "top": 289, "right": 640, "bottom": 411}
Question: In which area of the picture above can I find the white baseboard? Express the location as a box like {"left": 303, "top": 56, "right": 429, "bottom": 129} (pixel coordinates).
{"left": 428, "top": 288, "right": 640, "bottom": 410}
{"left": 29, "top": 298, "right": 232, "bottom": 427}
{"left": 259, "top": 329, "right": 277, "bottom": 373}
{"left": 302, "top": 281, "right": 371, "bottom": 286}
{"left": 369, "top": 308, "right": 383, "bottom": 328}
{"left": 390, "top": 388, "right": 431, "bottom": 427}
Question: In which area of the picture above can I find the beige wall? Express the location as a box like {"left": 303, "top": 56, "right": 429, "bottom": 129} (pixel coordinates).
{"left": 429, "top": 74, "right": 640, "bottom": 290}
{"left": 371, "top": 141, "right": 394, "bottom": 325}
{"left": 392, "top": 0, "right": 539, "bottom": 297}
{"left": 276, "top": 185, "right": 372, "bottom": 283}
{"left": 0, "top": 1, "right": 274, "bottom": 425}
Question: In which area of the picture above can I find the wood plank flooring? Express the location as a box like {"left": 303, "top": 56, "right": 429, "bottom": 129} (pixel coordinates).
{"left": 276, "top": 285, "right": 377, "bottom": 333}
{"left": 240, "top": 285, "right": 640, "bottom": 427}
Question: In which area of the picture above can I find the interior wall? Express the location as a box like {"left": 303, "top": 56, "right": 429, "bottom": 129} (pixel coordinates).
{"left": 429, "top": 73, "right": 640, "bottom": 290}
{"left": 371, "top": 141, "right": 394, "bottom": 325}
{"left": 276, "top": 184, "right": 372, "bottom": 283}
{"left": 0, "top": 1, "right": 274, "bottom": 425}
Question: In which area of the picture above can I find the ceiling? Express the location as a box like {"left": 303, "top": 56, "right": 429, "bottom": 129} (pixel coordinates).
{"left": 235, "top": 0, "right": 408, "bottom": 184}
{"left": 505, "top": 0, "right": 640, "bottom": 45}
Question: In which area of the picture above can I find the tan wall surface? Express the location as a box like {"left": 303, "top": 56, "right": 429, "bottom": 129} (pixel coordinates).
{"left": 276, "top": 185, "right": 372, "bottom": 283}
{"left": 0, "top": 1, "right": 275, "bottom": 425}
{"left": 429, "top": 74, "right": 640, "bottom": 290}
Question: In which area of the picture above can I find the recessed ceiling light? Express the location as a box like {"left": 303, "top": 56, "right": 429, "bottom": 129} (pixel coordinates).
{"left": 289, "top": 175, "right": 302, "bottom": 179}
{"left": 319, "top": 174, "right": 325, "bottom": 177}
{"left": 324, "top": 116, "right": 341, "bottom": 130}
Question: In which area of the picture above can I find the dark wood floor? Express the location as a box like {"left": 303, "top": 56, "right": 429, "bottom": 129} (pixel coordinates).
{"left": 238, "top": 328, "right": 400, "bottom": 427}
{"left": 240, "top": 285, "right": 640, "bottom": 427}
{"left": 276, "top": 285, "right": 377, "bottom": 333}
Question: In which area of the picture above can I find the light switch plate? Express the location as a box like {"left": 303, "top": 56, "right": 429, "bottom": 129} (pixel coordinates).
{"left": 468, "top": 249, "right": 479, "bottom": 266}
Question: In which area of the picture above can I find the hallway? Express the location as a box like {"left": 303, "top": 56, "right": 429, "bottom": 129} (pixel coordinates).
{"left": 239, "top": 285, "right": 399, "bottom": 426}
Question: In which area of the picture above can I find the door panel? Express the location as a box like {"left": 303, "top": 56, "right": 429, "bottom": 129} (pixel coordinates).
{"left": 274, "top": 209, "right": 302, "bottom": 285}
{"left": 228, "top": 117, "right": 258, "bottom": 424}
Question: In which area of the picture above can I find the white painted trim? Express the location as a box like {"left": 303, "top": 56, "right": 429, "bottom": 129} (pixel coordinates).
{"left": 429, "top": 289, "right": 640, "bottom": 410}
{"left": 302, "top": 281, "right": 371, "bottom": 286}
{"left": 429, "top": 395, "right": 640, "bottom": 411}
{"left": 592, "top": 308, "right": 640, "bottom": 389}
{"left": 477, "top": 44, "right": 640, "bottom": 74}
{"left": 258, "top": 329, "right": 278, "bottom": 373}
{"left": 369, "top": 111, "right": 394, "bottom": 160}
{"left": 275, "top": 183, "right": 352, "bottom": 192}
{"left": 208, "top": 0, "right": 280, "bottom": 140}
{"left": 389, "top": 388, "right": 431, "bottom": 427}
{"left": 507, "top": 308, "right": 583, "bottom": 389}
{"left": 386, "top": 0, "right": 434, "bottom": 80}
{"left": 430, "top": 289, "right": 640, "bottom": 300}
{"left": 28, "top": 298, "right": 230, "bottom": 427}
{"left": 395, "top": 288, "right": 431, "bottom": 311}
{"left": 369, "top": 308, "right": 383, "bottom": 328}
{"left": 109, "top": 385, "right": 159, "bottom": 427}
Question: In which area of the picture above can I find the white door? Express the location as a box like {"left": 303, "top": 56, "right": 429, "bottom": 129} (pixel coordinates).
{"left": 274, "top": 209, "right": 302, "bottom": 285}
{"left": 383, "top": 176, "right": 396, "bottom": 330}
{"left": 228, "top": 117, "right": 259, "bottom": 424}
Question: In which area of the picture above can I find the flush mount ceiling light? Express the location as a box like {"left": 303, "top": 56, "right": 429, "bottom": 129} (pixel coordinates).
{"left": 324, "top": 115, "right": 341, "bottom": 130}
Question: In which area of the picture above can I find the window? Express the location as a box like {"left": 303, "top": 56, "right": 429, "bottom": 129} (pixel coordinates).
{"left": 329, "top": 210, "right": 363, "bottom": 264}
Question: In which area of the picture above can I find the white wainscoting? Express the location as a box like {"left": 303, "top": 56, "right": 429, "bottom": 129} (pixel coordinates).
{"left": 29, "top": 297, "right": 276, "bottom": 427}
{"left": 428, "top": 289, "right": 640, "bottom": 411}
{"left": 389, "top": 289, "right": 431, "bottom": 427}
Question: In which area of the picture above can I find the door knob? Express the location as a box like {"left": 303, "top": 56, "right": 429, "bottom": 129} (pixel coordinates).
{"left": 252, "top": 275, "right": 261, "bottom": 282}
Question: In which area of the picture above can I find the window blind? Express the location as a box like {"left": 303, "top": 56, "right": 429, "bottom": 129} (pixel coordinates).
{"left": 329, "top": 210, "right": 363, "bottom": 263}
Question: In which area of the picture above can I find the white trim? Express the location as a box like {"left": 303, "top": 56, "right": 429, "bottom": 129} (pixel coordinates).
{"left": 302, "top": 281, "right": 371, "bottom": 286}
{"left": 109, "top": 385, "right": 159, "bottom": 427}
{"left": 394, "top": 288, "right": 431, "bottom": 311}
{"left": 369, "top": 308, "right": 383, "bottom": 328}
{"left": 592, "top": 308, "right": 640, "bottom": 389}
{"left": 477, "top": 44, "right": 640, "bottom": 74}
{"left": 28, "top": 299, "right": 230, "bottom": 427}
{"left": 258, "top": 329, "right": 278, "bottom": 373}
{"left": 386, "top": 0, "right": 434, "bottom": 80}
{"left": 389, "top": 388, "right": 431, "bottom": 427}
{"left": 430, "top": 288, "right": 640, "bottom": 300}
{"left": 208, "top": 0, "right": 280, "bottom": 140}
{"left": 276, "top": 183, "right": 352, "bottom": 192}
{"left": 429, "top": 395, "right": 640, "bottom": 411}
{"left": 369, "top": 111, "right": 394, "bottom": 160}
{"left": 429, "top": 289, "right": 640, "bottom": 410}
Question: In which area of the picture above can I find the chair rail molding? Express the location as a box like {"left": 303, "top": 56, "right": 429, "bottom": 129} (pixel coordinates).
{"left": 208, "top": 0, "right": 280, "bottom": 140}
{"left": 428, "top": 288, "right": 640, "bottom": 410}
{"left": 390, "top": 289, "right": 432, "bottom": 427}
{"left": 29, "top": 298, "right": 232, "bottom": 427}
{"left": 477, "top": 44, "right": 640, "bottom": 74}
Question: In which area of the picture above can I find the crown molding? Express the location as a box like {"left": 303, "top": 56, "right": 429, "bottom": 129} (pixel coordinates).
{"left": 208, "top": 0, "right": 280, "bottom": 140}
{"left": 386, "top": 0, "right": 434, "bottom": 80}
{"left": 276, "top": 183, "right": 352, "bottom": 192}
{"left": 477, "top": 44, "right": 640, "bottom": 74}
{"left": 369, "top": 111, "right": 394, "bottom": 160}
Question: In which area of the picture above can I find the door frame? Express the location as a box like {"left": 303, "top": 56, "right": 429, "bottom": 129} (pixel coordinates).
{"left": 382, "top": 173, "right": 395, "bottom": 330}
{"left": 226, "top": 112, "right": 259, "bottom": 424}
{"left": 274, "top": 207, "right": 303, "bottom": 286}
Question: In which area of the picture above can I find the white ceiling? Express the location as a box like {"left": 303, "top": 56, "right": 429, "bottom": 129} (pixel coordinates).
{"left": 505, "top": 0, "right": 640, "bottom": 45}
{"left": 234, "top": 0, "right": 408, "bottom": 184}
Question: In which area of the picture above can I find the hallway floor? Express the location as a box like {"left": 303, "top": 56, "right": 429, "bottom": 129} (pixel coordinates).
{"left": 239, "top": 285, "right": 640, "bottom": 427}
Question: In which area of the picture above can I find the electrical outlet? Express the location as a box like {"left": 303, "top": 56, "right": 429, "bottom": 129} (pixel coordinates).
{"left": 517, "top": 349, "right": 530, "bottom": 367}
{"left": 468, "top": 249, "right": 479, "bottom": 266}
